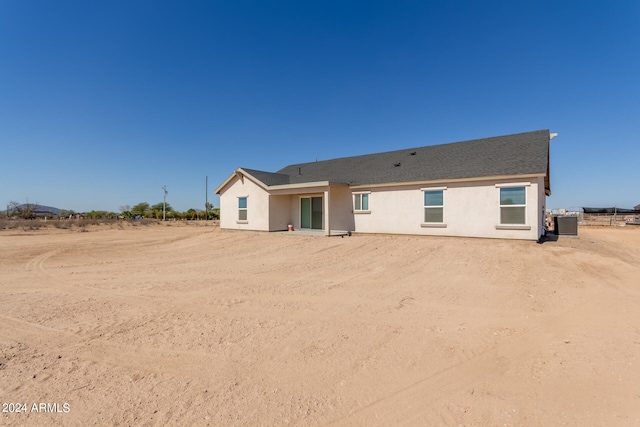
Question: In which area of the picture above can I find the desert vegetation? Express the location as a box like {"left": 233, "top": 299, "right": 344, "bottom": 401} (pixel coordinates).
{"left": 2, "top": 200, "right": 220, "bottom": 230}
{"left": 0, "top": 217, "right": 162, "bottom": 231}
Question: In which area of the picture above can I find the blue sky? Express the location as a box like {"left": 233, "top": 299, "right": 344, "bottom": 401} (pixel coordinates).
{"left": 1, "top": 1, "right": 639, "bottom": 212}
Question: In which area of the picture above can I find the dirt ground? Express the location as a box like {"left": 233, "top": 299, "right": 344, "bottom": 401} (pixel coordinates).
{"left": 1, "top": 222, "right": 639, "bottom": 426}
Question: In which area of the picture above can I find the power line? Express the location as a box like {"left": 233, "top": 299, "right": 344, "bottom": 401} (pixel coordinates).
{"left": 162, "top": 185, "right": 168, "bottom": 221}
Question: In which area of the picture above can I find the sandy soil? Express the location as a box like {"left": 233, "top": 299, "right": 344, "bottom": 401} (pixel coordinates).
{"left": 1, "top": 223, "right": 639, "bottom": 426}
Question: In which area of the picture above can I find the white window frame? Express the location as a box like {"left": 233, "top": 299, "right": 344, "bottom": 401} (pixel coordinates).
{"left": 495, "top": 183, "right": 531, "bottom": 230}
{"left": 237, "top": 196, "right": 248, "bottom": 223}
{"left": 353, "top": 191, "right": 371, "bottom": 214}
{"left": 421, "top": 187, "right": 447, "bottom": 228}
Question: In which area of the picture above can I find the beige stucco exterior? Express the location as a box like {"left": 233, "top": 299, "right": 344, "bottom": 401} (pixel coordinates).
{"left": 218, "top": 172, "right": 349, "bottom": 233}
{"left": 351, "top": 177, "right": 545, "bottom": 240}
{"left": 218, "top": 172, "right": 271, "bottom": 231}
{"left": 327, "top": 186, "right": 355, "bottom": 232}
{"left": 217, "top": 169, "right": 548, "bottom": 240}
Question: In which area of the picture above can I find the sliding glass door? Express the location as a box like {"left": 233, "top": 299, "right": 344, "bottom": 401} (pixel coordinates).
{"left": 300, "top": 197, "right": 323, "bottom": 229}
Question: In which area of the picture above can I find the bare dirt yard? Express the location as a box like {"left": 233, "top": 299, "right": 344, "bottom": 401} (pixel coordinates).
{"left": 1, "top": 222, "right": 640, "bottom": 426}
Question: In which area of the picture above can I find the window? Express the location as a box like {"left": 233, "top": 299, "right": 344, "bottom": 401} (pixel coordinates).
{"left": 500, "top": 187, "right": 526, "bottom": 224}
{"left": 424, "top": 190, "right": 444, "bottom": 223}
{"left": 238, "top": 197, "right": 247, "bottom": 221}
{"left": 354, "top": 193, "right": 369, "bottom": 212}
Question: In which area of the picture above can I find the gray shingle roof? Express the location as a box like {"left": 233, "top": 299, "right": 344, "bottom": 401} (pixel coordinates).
{"left": 239, "top": 168, "right": 291, "bottom": 186}
{"left": 243, "top": 130, "right": 550, "bottom": 188}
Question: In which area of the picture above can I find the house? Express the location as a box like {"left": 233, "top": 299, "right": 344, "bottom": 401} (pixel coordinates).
{"left": 215, "top": 130, "right": 554, "bottom": 240}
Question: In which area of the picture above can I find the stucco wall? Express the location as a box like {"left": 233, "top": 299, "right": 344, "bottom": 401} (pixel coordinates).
{"left": 219, "top": 174, "right": 544, "bottom": 239}
{"left": 352, "top": 179, "right": 542, "bottom": 240}
{"left": 328, "top": 186, "right": 355, "bottom": 232}
{"left": 269, "top": 195, "right": 292, "bottom": 231}
{"left": 536, "top": 176, "right": 546, "bottom": 239}
{"left": 219, "top": 175, "right": 270, "bottom": 231}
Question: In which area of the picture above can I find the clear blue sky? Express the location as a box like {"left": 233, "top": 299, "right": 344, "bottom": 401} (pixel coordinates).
{"left": 1, "top": 1, "right": 639, "bottom": 212}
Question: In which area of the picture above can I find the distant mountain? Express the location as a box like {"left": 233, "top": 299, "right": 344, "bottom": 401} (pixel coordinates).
{"left": 16, "top": 204, "right": 65, "bottom": 215}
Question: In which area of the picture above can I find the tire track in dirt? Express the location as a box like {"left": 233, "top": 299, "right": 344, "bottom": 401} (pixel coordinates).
{"left": 20, "top": 247, "right": 162, "bottom": 301}
{"left": 23, "top": 249, "right": 59, "bottom": 272}
{"left": 327, "top": 290, "right": 614, "bottom": 426}
{"left": 0, "top": 314, "right": 83, "bottom": 349}
{"left": 64, "top": 339, "right": 226, "bottom": 378}
{"left": 0, "top": 312, "right": 226, "bottom": 379}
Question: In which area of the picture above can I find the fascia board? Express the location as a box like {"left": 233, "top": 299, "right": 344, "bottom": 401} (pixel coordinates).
{"left": 214, "top": 168, "right": 271, "bottom": 194}
{"left": 236, "top": 168, "right": 271, "bottom": 190}
{"left": 269, "top": 181, "right": 341, "bottom": 190}
{"left": 349, "top": 173, "right": 546, "bottom": 190}
{"left": 214, "top": 171, "right": 240, "bottom": 194}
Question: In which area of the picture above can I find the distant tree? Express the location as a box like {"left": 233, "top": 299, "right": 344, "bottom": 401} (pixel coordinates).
{"left": 150, "top": 202, "right": 173, "bottom": 219}
{"left": 151, "top": 202, "right": 173, "bottom": 212}
{"left": 85, "top": 210, "right": 100, "bottom": 219}
{"left": 22, "top": 203, "right": 36, "bottom": 219}
{"left": 8, "top": 200, "right": 36, "bottom": 219}
{"left": 85, "top": 210, "right": 117, "bottom": 220}
{"left": 131, "top": 202, "right": 150, "bottom": 217}
{"left": 119, "top": 205, "right": 131, "bottom": 214}
{"left": 186, "top": 208, "right": 197, "bottom": 220}
{"left": 8, "top": 201, "right": 21, "bottom": 217}
{"left": 59, "top": 209, "right": 75, "bottom": 219}
{"left": 204, "top": 203, "right": 220, "bottom": 220}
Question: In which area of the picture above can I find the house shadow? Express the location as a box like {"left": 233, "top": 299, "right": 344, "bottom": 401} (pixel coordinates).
{"left": 537, "top": 233, "right": 559, "bottom": 244}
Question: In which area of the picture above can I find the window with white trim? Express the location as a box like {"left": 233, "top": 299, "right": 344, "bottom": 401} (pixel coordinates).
{"left": 354, "top": 193, "right": 369, "bottom": 212}
{"left": 238, "top": 197, "right": 247, "bottom": 221}
{"left": 500, "top": 187, "right": 526, "bottom": 224}
{"left": 423, "top": 190, "right": 444, "bottom": 223}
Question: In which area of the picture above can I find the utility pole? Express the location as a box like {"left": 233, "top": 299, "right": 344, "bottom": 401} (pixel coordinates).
{"left": 205, "top": 176, "right": 209, "bottom": 221}
{"left": 162, "top": 185, "right": 168, "bottom": 221}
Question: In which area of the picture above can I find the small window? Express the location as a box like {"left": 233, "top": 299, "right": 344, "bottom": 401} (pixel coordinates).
{"left": 354, "top": 193, "right": 369, "bottom": 211}
{"left": 500, "top": 187, "right": 526, "bottom": 224}
{"left": 238, "top": 197, "right": 247, "bottom": 221}
{"left": 424, "top": 190, "right": 444, "bottom": 223}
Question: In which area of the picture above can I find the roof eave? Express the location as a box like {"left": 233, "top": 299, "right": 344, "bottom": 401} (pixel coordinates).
{"left": 214, "top": 168, "right": 272, "bottom": 194}
{"left": 215, "top": 170, "right": 349, "bottom": 194}
{"left": 214, "top": 170, "right": 240, "bottom": 194}
{"left": 349, "top": 173, "right": 547, "bottom": 190}
{"left": 269, "top": 181, "right": 348, "bottom": 191}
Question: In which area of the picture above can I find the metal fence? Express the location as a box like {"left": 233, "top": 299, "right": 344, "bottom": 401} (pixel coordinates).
{"left": 581, "top": 212, "right": 640, "bottom": 226}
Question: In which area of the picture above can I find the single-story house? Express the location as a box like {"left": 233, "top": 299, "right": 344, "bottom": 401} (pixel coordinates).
{"left": 215, "top": 129, "right": 555, "bottom": 240}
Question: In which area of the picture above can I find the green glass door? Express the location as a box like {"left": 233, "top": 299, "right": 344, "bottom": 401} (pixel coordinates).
{"left": 300, "top": 197, "right": 323, "bottom": 229}
{"left": 311, "top": 197, "right": 323, "bottom": 229}
{"left": 300, "top": 198, "right": 311, "bottom": 229}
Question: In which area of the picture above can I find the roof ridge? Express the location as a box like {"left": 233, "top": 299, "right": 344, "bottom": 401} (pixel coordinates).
{"left": 278, "top": 129, "right": 549, "bottom": 170}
